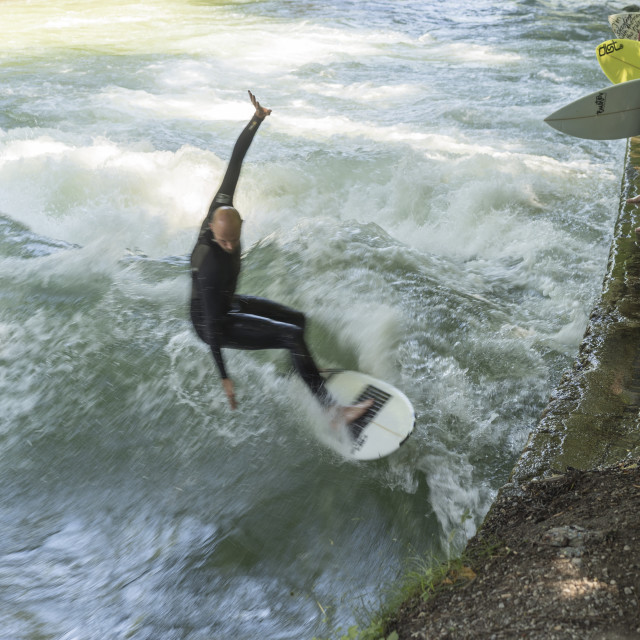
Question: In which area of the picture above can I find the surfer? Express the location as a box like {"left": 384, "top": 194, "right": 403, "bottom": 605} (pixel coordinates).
{"left": 190, "top": 91, "right": 373, "bottom": 423}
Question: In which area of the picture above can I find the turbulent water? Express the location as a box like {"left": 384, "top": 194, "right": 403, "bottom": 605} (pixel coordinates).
{"left": 0, "top": 1, "right": 627, "bottom": 638}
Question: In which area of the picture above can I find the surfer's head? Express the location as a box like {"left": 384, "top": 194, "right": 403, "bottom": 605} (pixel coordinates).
{"left": 210, "top": 206, "right": 242, "bottom": 253}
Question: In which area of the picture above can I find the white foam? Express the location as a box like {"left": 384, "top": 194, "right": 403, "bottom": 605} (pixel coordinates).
{"left": 433, "top": 40, "right": 521, "bottom": 65}
{"left": 420, "top": 452, "right": 493, "bottom": 550}
{"left": 548, "top": 303, "right": 590, "bottom": 353}
{"left": 0, "top": 133, "right": 217, "bottom": 257}
{"left": 291, "top": 81, "right": 419, "bottom": 104}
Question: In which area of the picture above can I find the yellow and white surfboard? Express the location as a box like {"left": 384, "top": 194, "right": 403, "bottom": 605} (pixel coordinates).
{"left": 596, "top": 39, "right": 640, "bottom": 84}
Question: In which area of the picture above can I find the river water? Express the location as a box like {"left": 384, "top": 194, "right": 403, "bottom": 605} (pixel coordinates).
{"left": 0, "top": 1, "right": 626, "bottom": 638}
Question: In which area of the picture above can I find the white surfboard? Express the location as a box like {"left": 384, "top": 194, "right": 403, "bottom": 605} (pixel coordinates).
{"left": 320, "top": 369, "right": 415, "bottom": 461}
{"left": 609, "top": 13, "right": 640, "bottom": 40}
{"left": 544, "top": 78, "right": 640, "bottom": 140}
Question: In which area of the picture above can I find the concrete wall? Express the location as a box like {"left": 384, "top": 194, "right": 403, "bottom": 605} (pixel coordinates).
{"left": 508, "top": 138, "right": 640, "bottom": 487}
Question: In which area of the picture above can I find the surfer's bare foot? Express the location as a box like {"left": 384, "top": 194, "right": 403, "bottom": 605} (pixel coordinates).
{"left": 627, "top": 194, "right": 640, "bottom": 205}
{"left": 331, "top": 398, "right": 374, "bottom": 428}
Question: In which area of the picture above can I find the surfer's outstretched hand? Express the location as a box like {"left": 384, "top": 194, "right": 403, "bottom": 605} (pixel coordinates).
{"left": 222, "top": 378, "right": 237, "bottom": 410}
{"left": 249, "top": 90, "right": 271, "bottom": 119}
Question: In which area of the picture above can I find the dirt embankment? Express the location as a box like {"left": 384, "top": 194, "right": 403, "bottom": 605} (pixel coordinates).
{"left": 387, "top": 460, "right": 640, "bottom": 639}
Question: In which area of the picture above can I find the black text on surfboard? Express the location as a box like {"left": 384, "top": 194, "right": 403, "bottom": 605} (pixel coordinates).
{"left": 598, "top": 40, "right": 624, "bottom": 57}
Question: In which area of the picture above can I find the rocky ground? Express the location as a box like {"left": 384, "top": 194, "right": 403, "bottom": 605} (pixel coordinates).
{"left": 386, "top": 459, "right": 640, "bottom": 639}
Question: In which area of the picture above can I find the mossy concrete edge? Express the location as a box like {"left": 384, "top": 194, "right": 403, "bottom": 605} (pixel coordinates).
{"left": 507, "top": 137, "right": 640, "bottom": 491}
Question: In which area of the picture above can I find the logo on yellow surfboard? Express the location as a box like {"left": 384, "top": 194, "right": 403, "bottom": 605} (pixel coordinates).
{"left": 598, "top": 40, "right": 624, "bottom": 57}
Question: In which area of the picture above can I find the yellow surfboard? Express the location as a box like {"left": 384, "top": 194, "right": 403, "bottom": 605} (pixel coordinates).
{"left": 597, "top": 39, "right": 640, "bottom": 84}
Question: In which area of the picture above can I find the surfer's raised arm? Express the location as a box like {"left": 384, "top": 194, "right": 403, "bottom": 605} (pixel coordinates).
{"left": 207, "top": 91, "right": 271, "bottom": 231}
{"left": 202, "top": 91, "right": 272, "bottom": 226}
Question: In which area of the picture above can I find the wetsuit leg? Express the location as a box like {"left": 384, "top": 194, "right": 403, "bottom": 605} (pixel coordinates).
{"left": 221, "top": 303, "right": 331, "bottom": 406}
{"left": 231, "top": 295, "right": 306, "bottom": 330}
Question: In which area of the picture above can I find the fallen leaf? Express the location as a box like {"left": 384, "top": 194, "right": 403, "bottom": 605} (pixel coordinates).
{"left": 447, "top": 566, "right": 477, "bottom": 583}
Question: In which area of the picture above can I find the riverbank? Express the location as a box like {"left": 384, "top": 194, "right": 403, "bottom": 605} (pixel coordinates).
{"left": 387, "top": 459, "right": 640, "bottom": 639}
{"left": 378, "top": 137, "right": 640, "bottom": 638}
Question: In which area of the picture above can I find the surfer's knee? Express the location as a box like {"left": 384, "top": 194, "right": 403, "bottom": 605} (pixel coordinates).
{"left": 290, "top": 310, "right": 306, "bottom": 331}
{"left": 285, "top": 323, "right": 305, "bottom": 349}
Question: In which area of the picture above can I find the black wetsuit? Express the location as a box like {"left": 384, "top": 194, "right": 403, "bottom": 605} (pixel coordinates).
{"left": 190, "top": 114, "right": 329, "bottom": 405}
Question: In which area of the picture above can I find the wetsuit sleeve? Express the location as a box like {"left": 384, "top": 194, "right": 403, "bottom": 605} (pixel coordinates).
{"left": 207, "top": 113, "right": 266, "bottom": 218}
{"left": 195, "top": 255, "right": 229, "bottom": 379}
